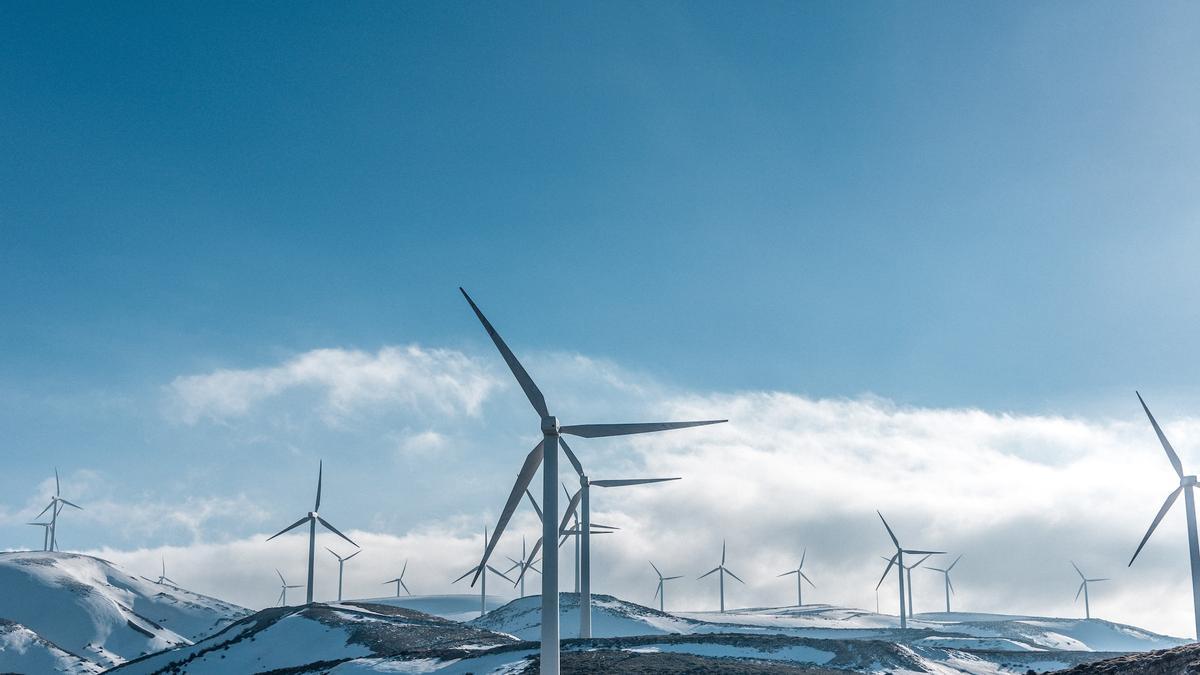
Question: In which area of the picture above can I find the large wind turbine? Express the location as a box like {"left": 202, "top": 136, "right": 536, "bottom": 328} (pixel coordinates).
{"left": 384, "top": 560, "right": 411, "bottom": 597}
{"left": 698, "top": 540, "right": 744, "bottom": 613}
{"left": 1071, "top": 561, "right": 1107, "bottom": 619}
{"left": 875, "top": 511, "right": 943, "bottom": 629}
{"left": 28, "top": 522, "right": 50, "bottom": 551}
{"left": 1129, "top": 392, "right": 1200, "bottom": 638}
{"left": 326, "top": 548, "right": 360, "bottom": 602}
{"left": 454, "top": 527, "right": 515, "bottom": 617}
{"left": 157, "top": 557, "right": 178, "bottom": 586}
{"left": 276, "top": 569, "right": 302, "bottom": 606}
{"left": 458, "top": 287, "right": 726, "bottom": 675}
{"left": 36, "top": 469, "right": 82, "bottom": 552}
{"left": 266, "top": 461, "right": 358, "bottom": 604}
{"left": 650, "top": 561, "right": 682, "bottom": 612}
{"left": 926, "top": 554, "right": 962, "bottom": 613}
{"left": 778, "top": 548, "right": 815, "bottom": 607}
{"left": 560, "top": 440, "right": 679, "bottom": 637}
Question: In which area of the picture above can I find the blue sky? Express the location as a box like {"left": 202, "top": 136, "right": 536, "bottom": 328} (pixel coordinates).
{"left": 3, "top": 1, "right": 1200, "bottom": 632}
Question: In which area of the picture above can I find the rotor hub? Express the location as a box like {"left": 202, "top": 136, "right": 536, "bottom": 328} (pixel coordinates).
{"left": 1184, "top": 476, "right": 1198, "bottom": 487}
{"left": 309, "top": 511, "right": 318, "bottom": 518}
{"left": 541, "top": 415, "right": 560, "bottom": 435}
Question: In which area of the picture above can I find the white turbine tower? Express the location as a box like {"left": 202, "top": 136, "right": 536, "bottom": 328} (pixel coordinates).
{"left": 698, "top": 540, "right": 744, "bottom": 613}
{"left": 27, "top": 522, "right": 50, "bottom": 551}
{"left": 458, "top": 287, "right": 726, "bottom": 675}
{"left": 1129, "top": 392, "right": 1200, "bottom": 639}
{"left": 875, "top": 511, "right": 943, "bottom": 629}
{"left": 276, "top": 569, "right": 302, "bottom": 606}
{"left": 926, "top": 554, "right": 962, "bottom": 613}
{"left": 650, "top": 561, "right": 682, "bottom": 612}
{"left": 36, "top": 468, "right": 82, "bottom": 552}
{"left": 157, "top": 556, "right": 178, "bottom": 586}
{"left": 1071, "top": 561, "right": 1107, "bottom": 620}
{"left": 266, "top": 461, "right": 358, "bottom": 604}
{"left": 777, "top": 548, "right": 815, "bottom": 607}
{"left": 326, "top": 548, "right": 360, "bottom": 602}
{"left": 560, "top": 441, "right": 679, "bottom": 637}
{"left": 384, "top": 560, "right": 411, "bottom": 597}
{"left": 454, "top": 527, "right": 515, "bottom": 617}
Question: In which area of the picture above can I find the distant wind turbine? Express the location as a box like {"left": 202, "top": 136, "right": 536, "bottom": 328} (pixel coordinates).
{"left": 266, "top": 461, "right": 358, "bottom": 604}
{"left": 903, "top": 554, "right": 933, "bottom": 618}
{"left": 453, "top": 527, "right": 514, "bottom": 617}
{"left": 326, "top": 548, "right": 361, "bottom": 602}
{"left": 157, "top": 556, "right": 178, "bottom": 586}
{"left": 778, "top": 548, "right": 815, "bottom": 607}
{"left": 560, "top": 441, "right": 679, "bottom": 637}
{"left": 698, "top": 540, "right": 743, "bottom": 613}
{"left": 926, "top": 555, "right": 962, "bottom": 613}
{"left": 650, "top": 561, "right": 682, "bottom": 612}
{"left": 383, "top": 560, "right": 411, "bottom": 597}
{"left": 1071, "top": 561, "right": 1107, "bottom": 620}
{"left": 558, "top": 482, "right": 617, "bottom": 596}
{"left": 36, "top": 468, "right": 82, "bottom": 552}
{"left": 875, "top": 511, "right": 943, "bottom": 629}
{"left": 27, "top": 522, "right": 50, "bottom": 552}
{"left": 504, "top": 536, "right": 541, "bottom": 598}
{"left": 1128, "top": 392, "right": 1200, "bottom": 639}
{"left": 276, "top": 569, "right": 302, "bottom": 606}
{"left": 459, "top": 287, "right": 725, "bottom": 675}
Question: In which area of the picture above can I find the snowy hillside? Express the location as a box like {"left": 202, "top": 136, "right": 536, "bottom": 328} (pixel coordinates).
{"left": 354, "top": 594, "right": 509, "bottom": 622}
{"left": 108, "top": 601, "right": 518, "bottom": 674}
{"left": 0, "top": 551, "right": 249, "bottom": 670}
{"left": 0, "top": 619, "right": 102, "bottom": 674}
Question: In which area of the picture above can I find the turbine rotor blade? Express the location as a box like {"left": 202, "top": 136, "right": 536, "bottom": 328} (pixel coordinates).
{"left": 487, "top": 564, "right": 515, "bottom": 583}
{"left": 726, "top": 568, "right": 745, "bottom": 584}
{"left": 649, "top": 560, "right": 662, "bottom": 578}
{"left": 344, "top": 550, "right": 361, "bottom": 561}
{"left": 1138, "top": 391, "right": 1185, "bottom": 478}
{"left": 459, "top": 288, "right": 548, "bottom": 418}
{"left": 315, "top": 460, "right": 323, "bottom": 512}
{"left": 58, "top": 499, "right": 82, "bottom": 510}
{"left": 877, "top": 511, "right": 900, "bottom": 548}
{"left": 698, "top": 567, "right": 720, "bottom": 579}
{"left": 317, "top": 516, "right": 357, "bottom": 548}
{"left": 664, "top": 575, "right": 683, "bottom": 580}
{"left": 560, "top": 420, "right": 727, "bottom": 438}
{"left": 560, "top": 438, "right": 585, "bottom": 477}
{"left": 800, "top": 547, "right": 806, "bottom": 569}
{"left": 472, "top": 441, "right": 545, "bottom": 586}
{"left": 453, "top": 566, "right": 480, "bottom": 584}
{"left": 524, "top": 488, "right": 542, "bottom": 520}
{"left": 592, "top": 478, "right": 681, "bottom": 488}
{"left": 902, "top": 550, "right": 944, "bottom": 556}
{"left": 947, "top": 554, "right": 963, "bottom": 571}
{"left": 800, "top": 571, "right": 815, "bottom": 587}
{"left": 276, "top": 568, "right": 285, "bottom": 584}
{"left": 267, "top": 516, "right": 310, "bottom": 541}
{"left": 1070, "top": 560, "right": 1084, "bottom": 580}
{"left": 1130, "top": 486, "right": 1183, "bottom": 566}
{"left": 1075, "top": 581, "right": 1085, "bottom": 602}
{"left": 778, "top": 570, "right": 798, "bottom": 577}
{"left": 876, "top": 554, "right": 898, "bottom": 590}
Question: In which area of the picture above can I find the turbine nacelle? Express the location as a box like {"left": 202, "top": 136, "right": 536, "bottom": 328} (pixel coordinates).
{"left": 1183, "top": 475, "right": 1198, "bottom": 488}
{"left": 541, "top": 416, "right": 560, "bottom": 434}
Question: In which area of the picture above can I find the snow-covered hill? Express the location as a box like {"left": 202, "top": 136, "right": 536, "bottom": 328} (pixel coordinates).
{"left": 0, "top": 619, "right": 103, "bottom": 674}
{"left": 108, "top": 601, "right": 519, "bottom": 674}
{"left": 354, "top": 594, "right": 508, "bottom": 622}
{"left": 0, "top": 551, "right": 249, "bottom": 671}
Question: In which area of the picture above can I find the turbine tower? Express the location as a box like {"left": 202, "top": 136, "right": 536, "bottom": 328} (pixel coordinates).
{"left": 875, "top": 511, "right": 943, "bottom": 629}
{"left": 266, "top": 461, "right": 358, "bottom": 604}
{"left": 27, "top": 522, "right": 50, "bottom": 551}
{"left": 560, "top": 440, "right": 679, "bottom": 637}
{"left": 698, "top": 540, "right": 743, "bottom": 613}
{"left": 1128, "top": 392, "right": 1200, "bottom": 639}
{"left": 458, "top": 287, "right": 726, "bottom": 675}
{"left": 903, "top": 554, "right": 933, "bottom": 619}
{"left": 650, "top": 561, "right": 682, "bottom": 612}
{"left": 454, "top": 527, "right": 515, "bottom": 617}
{"left": 157, "top": 556, "right": 178, "bottom": 586}
{"left": 383, "top": 560, "right": 411, "bottom": 597}
{"left": 558, "top": 482, "right": 618, "bottom": 597}
{"left": 326, "top": 548, "right": 360, "bottom": 602}
{"left": 36, "top": 468, "right": 82, "bottom": 552}
{"left": 778, "top": 548, "right": 815, "bottom": 607}
{"left": 276, "top": 569, "right": 302, "bottom": 606}
{"left": 926, "top": 554, "right": 962, "bottom": 613}
{"left": 1072, "top": 561, "right": 1107, "bottom": 620}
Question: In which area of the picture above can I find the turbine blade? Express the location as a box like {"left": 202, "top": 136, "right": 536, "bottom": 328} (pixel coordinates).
{"left": 948, "top": 577, "right": 956, "bottom": 594}
{"left": 902, "top": 550, "right": 944, "bottom": 556}
{"left": 650, "top": 560, "right": 662, "bottom": 577}
{"left": 1138, "top": 391, "right": 1185, "bottom": 478}
{"left": 560, "top": 420, "right": 726, "bottom": 438}
{"left": 325, "top": 547, "right": 340, "bottom": 560}
{"left": 877, "top": 511, "right": 900, "bottom": 548}
{"left": 55, "top": 468, "right": 60, "bottom": 496}
{"left": 459, "top": 288, "right": 548, "bottom": 417}
{"left": 58, "top": 499, "right": 82, "bottom": 510}
{"left": 1075, "top": 581, "right": 1085, "bottom": 602}
{"left": 383, "top": 578, "right": 399, "bottom": 584}
{"left": 525, "top": 488, "right": 543, "bottom": 520}
{"left": 778, "top": 570, "right": 797, "bottom": 577}
{"left": 401, "top": 559, "right": 407, "bottom": 576}
{"left": 664, "top": 575, "right": 683, "bottom": 580}
{"left": 453, "top": 566, "right": 480, "bottom": 584}
{"left": 487, "top": 564, "right": 515, "bottom": 583}
{"left": 559, "top": 489, "right": 583, "bottom": 536}
{"left": 726, "top": 568, "right": 745, "bottom": 584}
{"left": 344, "top": 550, "right": 361, "bottom": 561}
{"left": 1130, "top": 486, "right": 1183, "bottom": 566}
{"left": 471, "top": 441, "right": 545, "bottom": 586}
{"left": 314, "top": 460, "right": 323, "bottom": 511}
{"left": 698, "top": 567, "right": 720, "bottom": 579}
{"left": 276, "top": 568, "right": 285, "bottom": 584}
{"left": 947, "top": 554, "right": 963, "bottom": 571}
{"left": 800, "top": 571, "right": 815, "bottom": 587}
{"left": 910, "top": 554, "right": 933, "bottom": 568}
{"left": 317, "top": 516, "right": 358, "bottom": 548}
{"left": 35, "top": 502, "right": 53, "bottom": 519}
{"left": 1091, "top": 578, "right": 1111, "bottom": 582}
{"left": 1071, "top": 560, "right": 1084, "bottom": 579}
{"left": 876, "top": 554, "right": 898, "bottom": 590}
{"left": 400, "top": 579, "right": 411, "bottom": 595}
{"left": 800, "top": 547, "right": 806, "bottom": 569}
{"left": 560, "top": 438, "right": 585, "bottom": 477}
{"left": 722, "top": 540, "right": 726, "bottom": 565}
{"left": 592, "top": 477, "right": 681, "bottom": 488}
{"left": 267, "top": 516, "right": 310, "bottom": 541}
{"left": 653, "top": 583, "right": 661, "bottom": 600}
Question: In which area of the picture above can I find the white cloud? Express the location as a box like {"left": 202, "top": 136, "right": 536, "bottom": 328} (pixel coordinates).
{"left": 165, "top": 346, "right": 500, "bottom": 425}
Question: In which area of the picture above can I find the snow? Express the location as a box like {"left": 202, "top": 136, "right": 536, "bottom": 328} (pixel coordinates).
{"left": 357, "top": 594, "right": 508, "bottom": 622}
{"left": 0, "top": 620, "right": 103, "bottom": 674}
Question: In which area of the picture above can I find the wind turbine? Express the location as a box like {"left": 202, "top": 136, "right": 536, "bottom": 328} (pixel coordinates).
{"left": 326, "top": 548, "right": 360, "bottom": 602}
{"left": 27, "top": 522, "right": 50, "bottom": 551}
{"left": 1129, "top": 392, "right": 1200, "bottom": 639}
{"left": 504, "top": 536, "right": 541, "bottom": 597}
{"left": 560, "top": 440, "right": 680, "bottom": 637}
{"left": 875, "top": 511, "right": 943, "bottom": 629}
{"left": 778, "top": 548, "right": 815, "bottom": 607}
{"left": 383, "top": 560, "right": 411, "bottom": 597}
{"left": 558, "top": 482, "right": 618, "bottom": 596}
{"left": 650, "top": 561, "right": 682, "bottom": 612}
{"left": 698, "top": 540, "right": 743, "bottom": 613}
{"left": 903, "top": 554, "right": 933, "bottom": 619}
{"left": 276, "top": 569, "right": 302, "bottom": 606}
{"left": 1071, "top": 561, "right": 1107, "bottom": 620}
{"left": 458, "top": 287, "right": 726, "bottom": 675}
{"left": 266, "top": 461, "right": 358, "bottom": 604}
{"left": 36, "top": 468, "right": 82, "bottom": 552}
{"left": 157, "top": 556, "right": 178, "bottom": 586}
{"left": 926, "top": 554, "right": 962, "bottom": 613}
{"left": 454, "top": 526, "right": 515, "bottom": 617}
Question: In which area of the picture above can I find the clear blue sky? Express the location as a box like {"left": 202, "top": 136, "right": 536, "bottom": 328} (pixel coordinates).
{"left": 1, "top": 2, "right": 1198, "bottom": 551}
